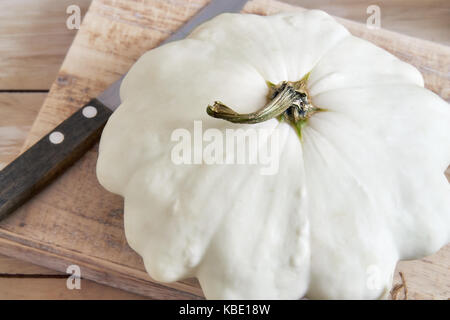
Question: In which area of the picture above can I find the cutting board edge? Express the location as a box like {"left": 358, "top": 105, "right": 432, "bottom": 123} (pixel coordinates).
{"left": 0, "top": 230, "right": 204, "bottom": 299}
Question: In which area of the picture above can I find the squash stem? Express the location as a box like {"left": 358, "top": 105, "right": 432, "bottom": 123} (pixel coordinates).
{"left": 206, "top": 74, "right": 318, "bottom": 131}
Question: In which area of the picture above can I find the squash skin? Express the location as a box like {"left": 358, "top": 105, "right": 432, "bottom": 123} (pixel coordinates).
{"left": 96, "top": 10, "right": 450, "bottom": 299}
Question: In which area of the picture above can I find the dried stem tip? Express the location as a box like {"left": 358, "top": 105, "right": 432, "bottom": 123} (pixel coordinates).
{"left": 206, "top": 74, "right": 318, "bottom": 128}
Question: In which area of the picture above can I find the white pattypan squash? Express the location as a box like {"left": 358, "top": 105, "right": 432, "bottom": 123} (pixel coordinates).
{"left": 96, "top": 10, "right": 450, "bottom": 299}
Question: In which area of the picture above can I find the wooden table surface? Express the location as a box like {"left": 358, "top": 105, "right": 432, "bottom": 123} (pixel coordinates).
{"left": 0, "top": 0, "right": 449, "bottom": 299}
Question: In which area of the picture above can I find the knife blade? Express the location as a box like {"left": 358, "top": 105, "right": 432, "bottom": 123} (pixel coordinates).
{"left": 0, "top": 0, "right": 249, "bottom": 221}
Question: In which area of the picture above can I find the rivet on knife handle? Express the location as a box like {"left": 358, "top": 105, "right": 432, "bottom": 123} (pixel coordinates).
{"left": 0, "top": 98, "right": 112, "bottom": 221}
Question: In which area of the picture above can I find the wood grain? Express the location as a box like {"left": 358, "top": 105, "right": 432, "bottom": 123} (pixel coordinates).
{"left": 0, "top": 0, "right": 449, "bottom": 299}
{"left": 1, "top": 0, "right": 447, "bottom": 91}
{"left": 0, "top": 93, "right": 46, "bottom": 170}
{"left": 0, "top": 276, "right": 147, "bottom": 300}
{"left": 285, "top": 0, "right": 450, "bottom": 46}
{"left": 395, "top": 246, "right": 450, "bottom": 299}
{"left": 0, "top": 0, "right": 91, "bottom": 89}
{"left": 0, "top": 254, "right": 148, "bottom": 299}
{"left": 0, "top": 254, "right": 56, "bottom": 275}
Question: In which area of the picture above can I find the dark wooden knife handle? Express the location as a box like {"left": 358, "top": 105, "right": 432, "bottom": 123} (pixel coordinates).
{"left": 0, "top": 98, "right": 113, "bottom": 220}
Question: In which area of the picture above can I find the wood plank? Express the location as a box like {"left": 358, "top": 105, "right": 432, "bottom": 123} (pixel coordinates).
{"left": 286, "top": 0, "right": 450, "bottom": 46}
{"left": 0, "top": 93, "right": 46, "bottom": 170}
{"left": 0, "top": 254, "right": 58, "bottom": 275}
{"left": 394, "top": 245, "right": 450, "bottom": 300}
{"left": 1, "top": 0, "right": 449, "bottom": 299}
{"left": 0, "top": 254, "right": 156, "bottom": 299}
{"left": 0, "top": 0, "right": 91, "bottom": 90}
{"left": 0, "top": 277, "right": 147, "bottom": 299}
{"left": 0, "top": 0, "right": 447, "bottom": 91}
{"left": 0, "top": 233, "right": 203, "bottom": 299}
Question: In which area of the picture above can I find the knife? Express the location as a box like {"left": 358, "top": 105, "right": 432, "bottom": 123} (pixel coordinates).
{"left": 0, "top": 0, "right": 249, "bottom": 221}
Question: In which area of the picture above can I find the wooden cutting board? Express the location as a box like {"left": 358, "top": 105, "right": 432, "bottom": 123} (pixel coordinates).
{"left": 1, "top": 0, "right": 449, "bottom": 299}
